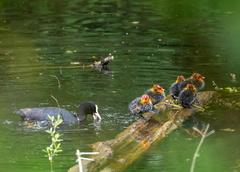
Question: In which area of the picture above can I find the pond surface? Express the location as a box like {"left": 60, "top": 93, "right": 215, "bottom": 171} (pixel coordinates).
{"left": 0, "top": 0, "right": 240, "bottom": 172}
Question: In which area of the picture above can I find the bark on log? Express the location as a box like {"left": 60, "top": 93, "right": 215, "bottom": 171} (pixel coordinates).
{"left": 68, "top": 91, "right": 217, "bottom": 172}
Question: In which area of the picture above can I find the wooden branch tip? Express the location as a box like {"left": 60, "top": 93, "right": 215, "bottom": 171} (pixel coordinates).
{"left": 92, "top": 55, "right": 114, "bottom": 68}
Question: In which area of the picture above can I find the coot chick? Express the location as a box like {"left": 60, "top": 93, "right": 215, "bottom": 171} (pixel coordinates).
{"left": 15, "top": 101, "right": 101, "bottom": 124}
{"left": 145, "top": 84, "right": 165, "bottom": 105}
{"left": 170, "top": 75, "right": 186, "bottom": 99}
{"left": 129, "top": 94, "right": 153, "bottom": 117}
{"left": 179, "top": 73, "right": 205, "bottom": 91}
{"left": 178, "top": 84, "right": 197, "bottom": 108}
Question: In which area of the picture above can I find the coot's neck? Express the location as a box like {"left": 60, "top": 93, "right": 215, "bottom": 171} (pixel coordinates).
{"left": 77, "top": 109, "right": 87, "bottom": 122}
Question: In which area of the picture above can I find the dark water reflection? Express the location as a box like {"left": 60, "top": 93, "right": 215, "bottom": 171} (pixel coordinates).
{"left": 0, "top": 0, "right": 240, "bottom": 171}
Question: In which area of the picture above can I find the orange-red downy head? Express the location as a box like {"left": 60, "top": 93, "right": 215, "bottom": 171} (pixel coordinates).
{"left": 185, "top": 84, "right": 197, "bottom": 91}
{"left": 176, "top": 75, "right": 185, "bottom": 83}
{"left": 152, "top": 84, "right": 165, "bottom": 93}
{"left": 192, "top": 73, "right": 205, "bottom": 81}
{"left": 141, "top": 94, "right": 150, "bottom": 104}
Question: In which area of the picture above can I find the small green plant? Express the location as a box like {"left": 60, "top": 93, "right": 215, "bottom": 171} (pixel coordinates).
{"left": 212, "top": 81, "right": 222, "bottom": 91}
{"left": 212, "top": 81, "right": 239, "bottom": 93}
{"left": 43, "top": 115, "right": 63, "bottom": 172}
{"left": 224, "top": 87, "right": 238, "bottom": 93}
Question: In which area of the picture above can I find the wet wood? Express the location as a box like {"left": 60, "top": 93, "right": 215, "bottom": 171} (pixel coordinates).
{"left": 91, "top": 55, "right": 114, "bottom": 68}
{"left": 37, "top": 55, "right": 114, "bottom": 69}
{"left": 68, "top": 91, "right": 216, "bottom": 172}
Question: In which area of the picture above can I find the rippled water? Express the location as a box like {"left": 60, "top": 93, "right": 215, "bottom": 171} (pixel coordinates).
{"left": 1, "top": 0, "right": 240, "bottom": 172}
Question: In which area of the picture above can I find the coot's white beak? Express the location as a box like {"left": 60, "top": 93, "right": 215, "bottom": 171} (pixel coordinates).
{"left": 93, "top": 105, "right": 101, "bottom": 120}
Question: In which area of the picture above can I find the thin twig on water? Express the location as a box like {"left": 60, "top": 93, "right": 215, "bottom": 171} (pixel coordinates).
{"left": 50, "top": 75, "right": 61, "bottom": 89}
{"left": 190, "top": 123, "right": 215, "bottom": 172}
{"left": 51, "top": 95, "right": 62, "bottom": 118}
{"left": 59, "top": 67, "right": 63, "bottom": 77}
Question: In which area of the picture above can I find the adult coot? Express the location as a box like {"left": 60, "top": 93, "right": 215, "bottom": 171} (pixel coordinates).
{"left": 15, "top": 101, "right": 101, "bottom": 124}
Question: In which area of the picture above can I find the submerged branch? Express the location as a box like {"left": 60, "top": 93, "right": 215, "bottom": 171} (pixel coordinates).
{"left": 50, "top": 75, "right": 61, "bottom": 89}
{"left": 190, "top": 124, "right": 215, "bottom": 172}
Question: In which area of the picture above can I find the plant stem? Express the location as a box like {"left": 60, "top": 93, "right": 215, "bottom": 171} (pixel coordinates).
{"left": 50, "top": 161, "right": 53, "bottom": 172}
{"left": 43, "top": 114, "right": 63, "bottom": 172}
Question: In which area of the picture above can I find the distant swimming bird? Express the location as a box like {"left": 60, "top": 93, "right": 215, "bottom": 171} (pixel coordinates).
{"left": 178, "top": 84, "right": 197, "bottom": 108}
{"left": 179, "top": 73, "right": 205, "bottom": 91}
{"left": 15, "top": 101, "right": 101, "bottom": 124}
{"left": 170, "top": 75, "right": 186, "bottom": 99}
{"left": 145, "top": 84, "right": 165, "bottom": 105}
{"left": 129, "top": 94, "right": 153, "bottom": 117}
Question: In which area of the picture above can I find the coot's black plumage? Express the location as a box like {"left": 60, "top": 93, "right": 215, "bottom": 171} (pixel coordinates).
{"left": 170, "top": 75, "right": 185, "bottom": 99}
{"left": 179, "top": 73, "right": 205, "bottom": 91}
{"left": 129, "top": 94, "right": 153, "bottom": 116}
{"left": 178, "top": 84, "right": 197, "bottom": 108}
{"left": 15, "top": 101, "right": 101, "bottom": 124}
{"left": 145, "top": 84, "right": 165, "bottom": 105}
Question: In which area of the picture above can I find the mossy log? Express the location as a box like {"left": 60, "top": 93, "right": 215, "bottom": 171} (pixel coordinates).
{"left": 68, "top": 91, "right": 216, "bottom": 172}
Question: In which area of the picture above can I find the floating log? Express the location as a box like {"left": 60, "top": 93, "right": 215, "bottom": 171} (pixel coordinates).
{"left": 37, "top": 55, "right": 114, "bottom": 69}
{"left": 68, "top": 91, "right": 217, "bottom": 172}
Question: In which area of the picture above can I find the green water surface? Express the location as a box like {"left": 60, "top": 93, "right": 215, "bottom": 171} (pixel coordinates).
{"left": 0, "top": 0, "right": 240, "bottom": 172}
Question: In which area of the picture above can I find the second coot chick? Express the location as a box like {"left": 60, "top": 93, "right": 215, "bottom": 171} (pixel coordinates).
{"left": 179, "top": 73, "right": 205, "bottom": 91}
{"left": 145, "top": 84, "right": 165, "bottom": 105}
{"left": 178, "top": 84, "right": 197, "bottom": 108}
{"left": 15, "top": 101, "right": 101, "bottom": 124}
{"left": 129, "top": 94, "right": 153, "bottom": 118}
{"left": 170, "top": 75, "right": 186, "bottom": 99}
